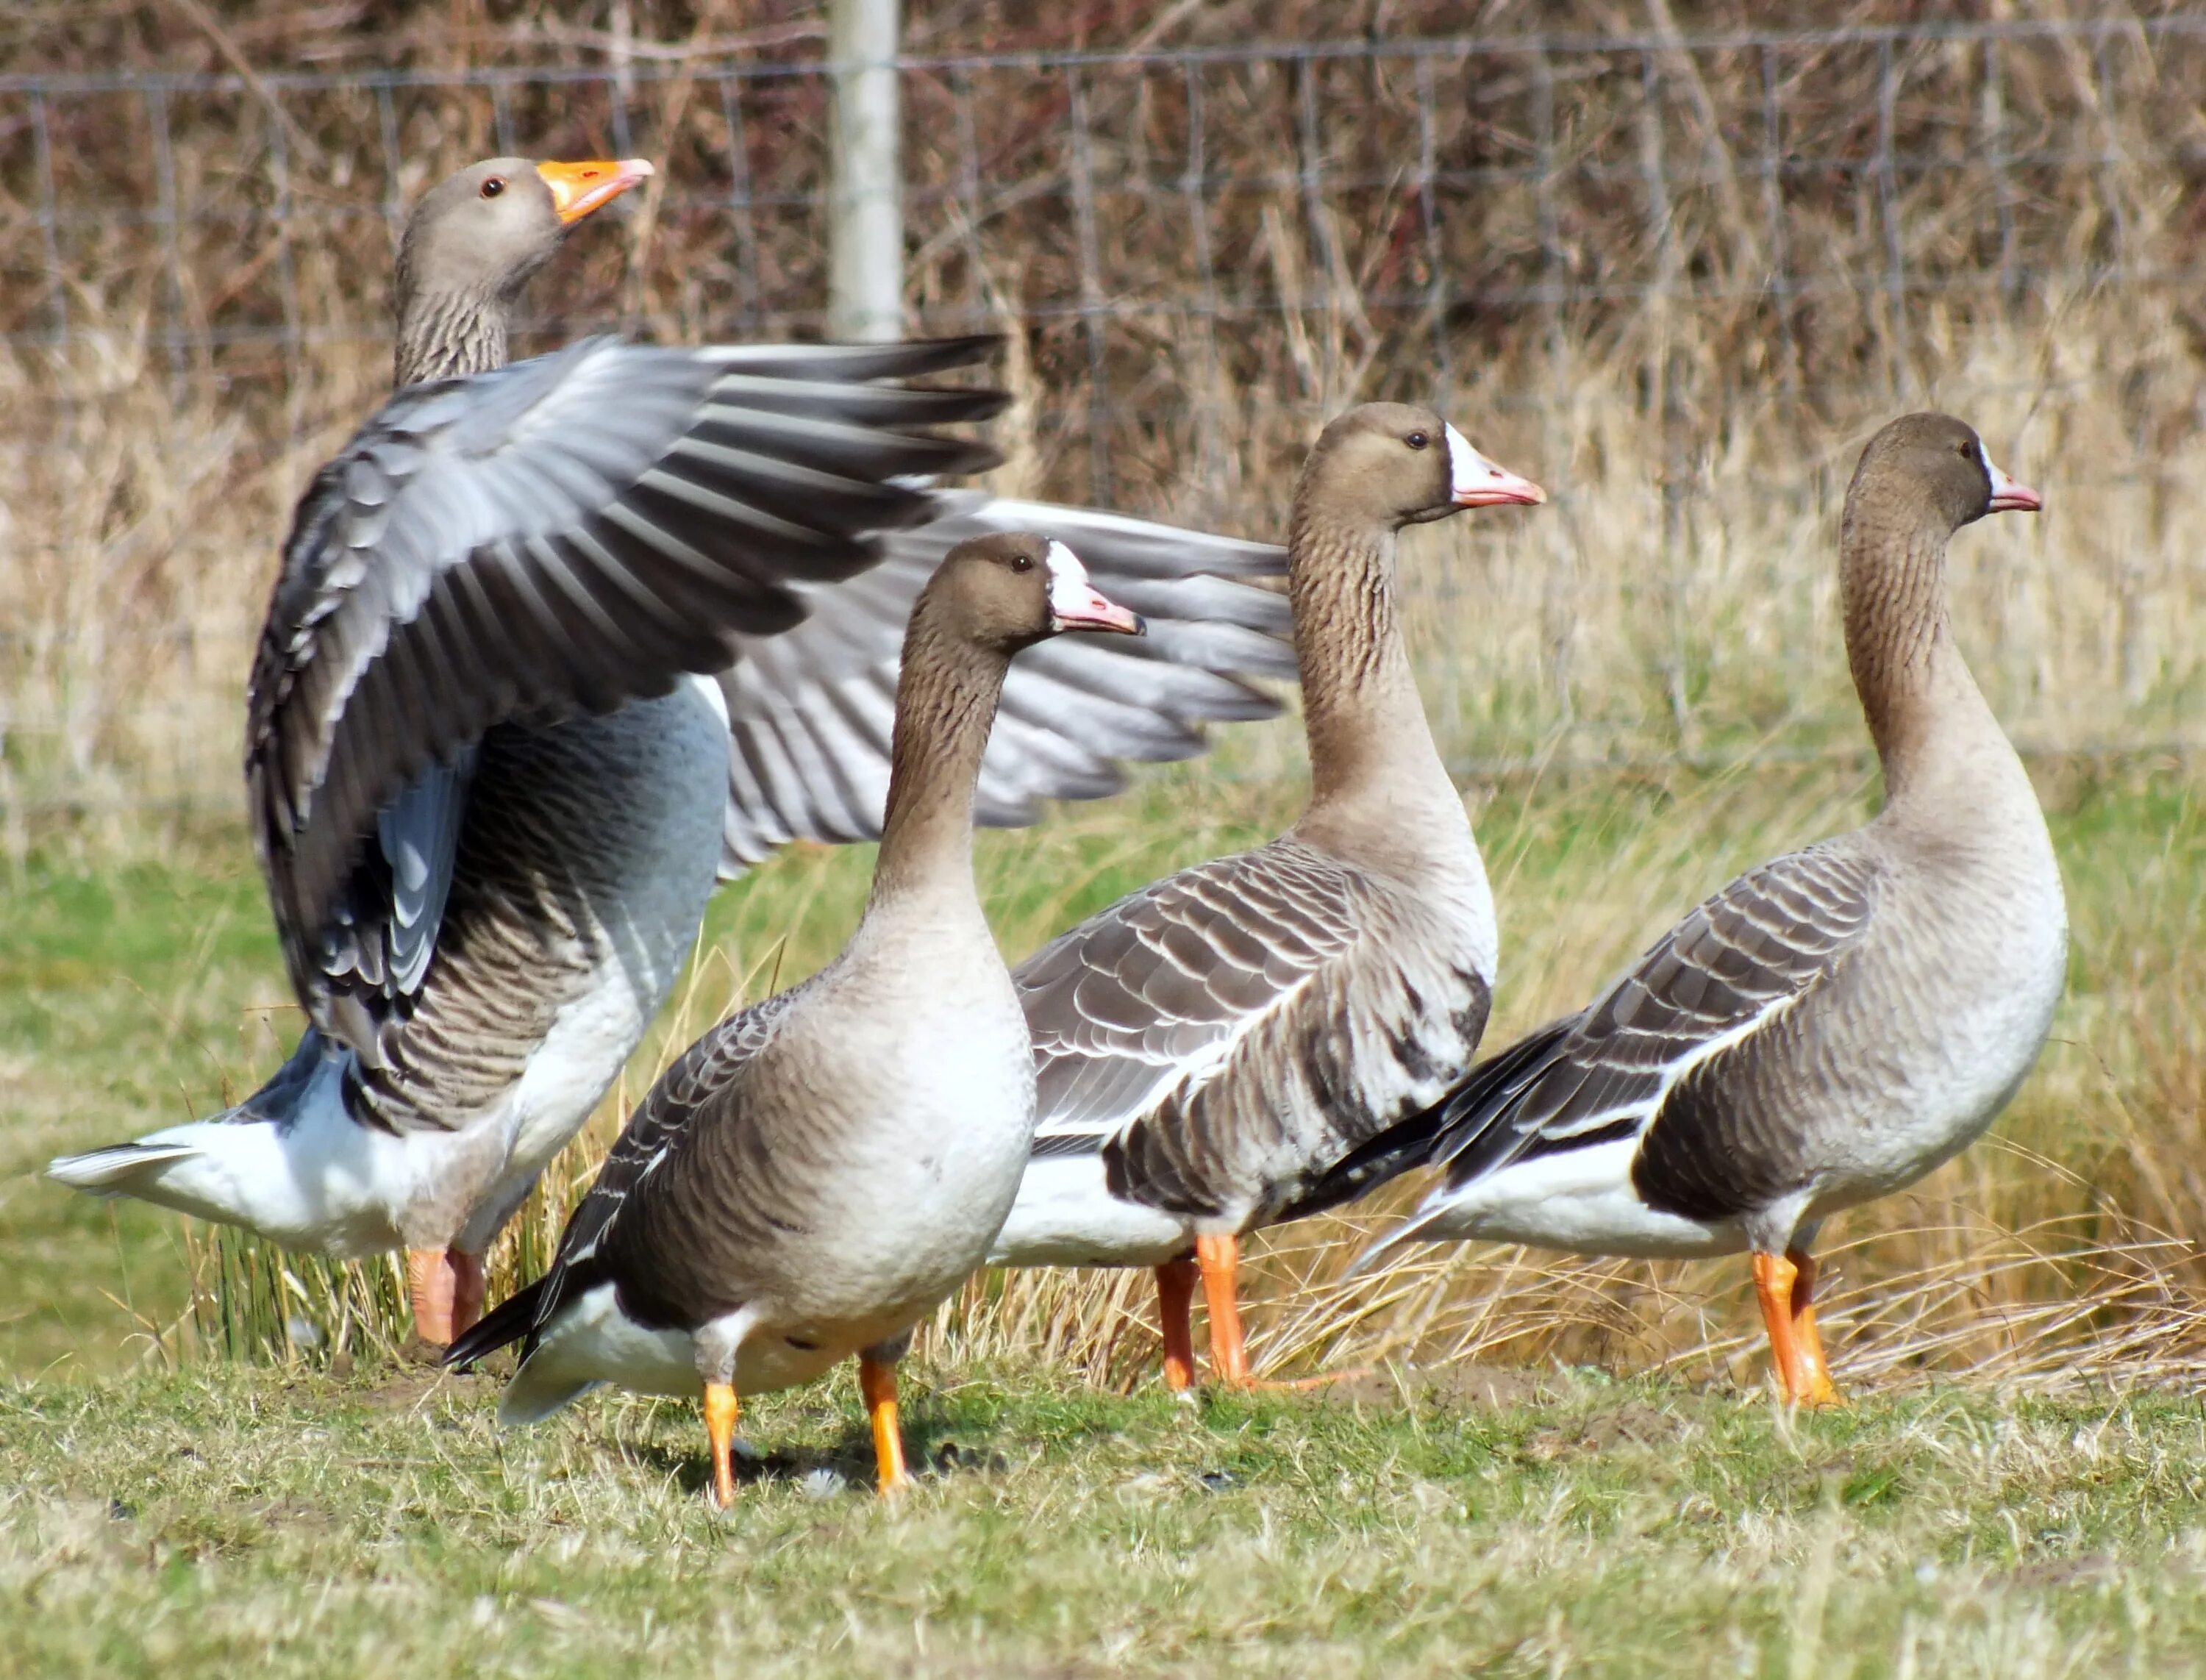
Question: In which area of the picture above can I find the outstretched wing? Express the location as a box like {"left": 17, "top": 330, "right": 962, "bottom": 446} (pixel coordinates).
{"left": 714, "top": 495, "right": 1295, "bottom": 871}
{"left": 247, "top": 335, "right": 1003, "bottom": 1060}
{"left": 1426, "top": 842, "right": 1881, "bottom": 1198}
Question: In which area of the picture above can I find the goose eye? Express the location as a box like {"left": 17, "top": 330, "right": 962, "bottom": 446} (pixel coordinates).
{"left": 1406, "top": 432, "right": 1429, "bottom": 450}
{"left": 1010, "top": 553, "right": 1035, "bottom": 573}
{"left": 481, "top": 177, "right": 506, "bottom": 199}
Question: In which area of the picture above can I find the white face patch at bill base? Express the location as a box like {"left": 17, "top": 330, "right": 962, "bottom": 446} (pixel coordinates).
{"left": 1043, "top": 539, "right": 1094, "bottom": 618}
{"left": 1042, "top": 538, "right": 1146, "bottom": 635}
{"left": 1444, "top": 424, "right": 1548, "bottom": 508}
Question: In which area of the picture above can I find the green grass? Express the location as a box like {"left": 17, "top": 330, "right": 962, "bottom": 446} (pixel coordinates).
{"left": 4, "top": 757, "right": 2202, "bottom": 1674}
{"left": 5, "top": 1356, "right": 2206, "bottom": 1677}
{"left": 6, "top": 755, "right": 2203, "bottom": 1384}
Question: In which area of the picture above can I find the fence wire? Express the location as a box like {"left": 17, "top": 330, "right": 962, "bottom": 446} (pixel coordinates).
{"left": 2, "top": 17, "right": 2203, "bottom": 821}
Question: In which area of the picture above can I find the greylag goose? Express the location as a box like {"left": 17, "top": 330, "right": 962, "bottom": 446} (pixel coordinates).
{"left": 446, "top": 532, "right": 1141, "bottom": 1504}
{"left": 985, "top": 404, "right": 1546, "bottom": 1388}
{"left": 1346, "top": 412, "right": 2060, "bottom": 1406}
{"left": 44, "top": 155, "right": 1294, "bottom": 1348}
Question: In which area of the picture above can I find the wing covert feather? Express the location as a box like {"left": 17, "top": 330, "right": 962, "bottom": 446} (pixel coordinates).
{"left": 1430, "top": 843, "right": 1881, "bottom": 1193}
{"left": 248, "top": 335, "right": 1003, "bottom": 1059}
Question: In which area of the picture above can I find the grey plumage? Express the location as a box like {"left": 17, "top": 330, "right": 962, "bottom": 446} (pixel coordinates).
{"left": 50, "top": 154, "right": 1298, "bottom": 1354}
{"left": 251, "top": 335, "right": 1004, "bottom": 1062}
{"left": 1416, "top": 843, "right": 1880, "bottom": 1212}
{"left": 988, "top": 404, "right": 1548, "bottom": 1387}
{"left": 1019, "top": 837, "right": 1492, "bottom": 1225}
{"left": 449, "top": 535, "right": 1135, "bottom": 1500}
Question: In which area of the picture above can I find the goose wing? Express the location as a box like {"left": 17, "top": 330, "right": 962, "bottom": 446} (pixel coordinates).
{"left": 714, "top": 496, "right": 1293, "bottom": 871}
{"left": 510, "top": 986, "right": 805, "bottom": 1355}
{"left": 248, "top": 336, "right": 1002, "bottom": 1061}
{"left": 1421, "top": 842, "right": 1882, "bottom": 1205}
{"left": 1018, "top": 838, "right": 1486, "bottom": 1220}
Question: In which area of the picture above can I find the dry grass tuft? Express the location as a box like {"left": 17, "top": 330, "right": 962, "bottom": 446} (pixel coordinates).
{"left": 3, "top": 6, "right": 2199, "bottom": 1396}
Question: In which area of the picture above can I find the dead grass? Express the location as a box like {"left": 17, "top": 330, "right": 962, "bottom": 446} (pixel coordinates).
{"left": 3, "top": 3, "right": 2202, "bottom": 1406}
{"left": 7, "top": 4, "right": 2206, "bottom": 834}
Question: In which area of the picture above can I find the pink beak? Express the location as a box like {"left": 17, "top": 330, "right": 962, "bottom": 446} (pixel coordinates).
{"left": 1446, "top": 424, "right": 1547, "bottom": 509}
{"left": 1043, "top": 540, "right": 1145, "bottom": 635}
{"left": 1985, "top": 456, "right": 2043, "bottom": 515}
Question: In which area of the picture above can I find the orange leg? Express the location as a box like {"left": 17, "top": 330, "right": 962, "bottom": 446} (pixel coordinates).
{"left": 1752, "top": 1249, "right": 1843, "bottom": 1407}
{"left": 449, "top": 1250, "right": 488, "bottom": 1340}
{"left": 704, "top": 1381, "right": 740, "bottom": 1509}
{"left": 1194, "top": 1232, "right": 1252, "bottom": 1387}
{"left": 1155, "top": 1258, "right": 1199, "bottom": 1392}
{"left": 407, "top": 1247, "right": 457, "bottom": 1347}
{"left": 859, "top": 1352, "right": 910, "bottom": 1496}
{"left": 1751, "top": 1250, "right": 1808, "bottom": 1404}
{"left": 1190, "top": 1232, "right": 1364, "bottom": 1391}
{"left": 1785, "top": 1247, "right": 1846, "bottom": 1409}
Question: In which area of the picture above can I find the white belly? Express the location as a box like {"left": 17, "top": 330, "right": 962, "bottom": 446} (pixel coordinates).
{"left": 1407, "top": 1137, "right": 1746, "bottom": 1260}
{"left": 988, "top": 1150, "right": 1193, "bottom": 1268}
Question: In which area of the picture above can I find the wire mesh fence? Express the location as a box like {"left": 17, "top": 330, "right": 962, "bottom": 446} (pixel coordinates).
{"left": 3, "top": 14, "right": 2204, "bottom": 828}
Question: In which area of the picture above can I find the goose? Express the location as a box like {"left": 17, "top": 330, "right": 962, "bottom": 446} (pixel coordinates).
{"left": 45, "top": 155, "right": 1295, "bottom": 1348}
{"left": 1345, "top": 412, "right": 2060, "bottom": 1406}
{"left": 445, "top": 532, "right": 1142, "bottom": 1504}
{"left": 985, "top": 403, "right": 1546, "bottom": 1388}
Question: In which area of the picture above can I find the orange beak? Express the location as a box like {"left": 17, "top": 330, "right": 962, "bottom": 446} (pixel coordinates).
{"left": 535, "top": 157, "right": 655, "bottom": 226}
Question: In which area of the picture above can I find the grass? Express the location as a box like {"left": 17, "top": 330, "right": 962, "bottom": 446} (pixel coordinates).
{"left": 7, "top": 748, "right": 2203, "bottom": 1387}
{"left": 6, "top": 1356, "right": 2206, "bottom": 1677}
{"left": 4, "top": 677, "right": 2202, "bottom": 1680}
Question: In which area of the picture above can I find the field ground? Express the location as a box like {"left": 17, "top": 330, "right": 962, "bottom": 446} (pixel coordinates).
{"left": 5, "top": 1357, "right": 2206, "bottom": 1678}
{"left": 4, "top": 756, "right": 2203, "bottom": 1675}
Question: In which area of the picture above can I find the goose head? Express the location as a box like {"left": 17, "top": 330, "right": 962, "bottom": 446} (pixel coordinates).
{"left": 1851, "top": 412, "right": 2042, "bottom": 533}
{"left": 392, "top": 155, "right": 652, "bottom": 385}
{"left": 927, "top": 532, "right": 1146, "bottom": 654}
{"left": 396, "top": 156, "right": 654, "bottom": 310}
{"left": 1299, "top": 402, "right": 1545, "bottom": 530}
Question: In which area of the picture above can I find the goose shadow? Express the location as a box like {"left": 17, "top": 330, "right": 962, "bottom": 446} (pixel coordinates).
{"left": 612, "top": 1405, "right": 1010, "bottom": 1500}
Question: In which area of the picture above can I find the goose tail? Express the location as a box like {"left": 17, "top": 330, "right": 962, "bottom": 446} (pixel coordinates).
{"left": 46, "top": 1140, "right": 205, "bottom": 1193}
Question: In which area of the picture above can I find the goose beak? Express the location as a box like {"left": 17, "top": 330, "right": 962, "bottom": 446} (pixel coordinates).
{"left": 1984, "top": 457, "right": 2043, "bottom": 515}
{"left": 1043, "top": 538, "right": 1146, "bottom": 636}
{"left": 1446, "top": 423, "right": 1546, "bottom": 508}
{"left": 536, "top": 157, "right": 656, "bottom": 225}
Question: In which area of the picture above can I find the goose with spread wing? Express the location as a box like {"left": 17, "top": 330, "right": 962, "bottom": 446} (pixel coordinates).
{"left": 447, "top": 533, "right": 1142, "bottom": 1504}
{"left": 1346, "top": 414, "right": 2061, "bottom": 1406}
{"left": 47, "top": 156, "right": 1293, "bottom": 1347}
{"left": 987, "top": 403, "right": 1545, "bottom": 1389}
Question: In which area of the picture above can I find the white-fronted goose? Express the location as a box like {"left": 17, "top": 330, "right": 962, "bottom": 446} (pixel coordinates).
{"left": 446, "top": 532, "right": 1142, "bottom": 1503}
{"left": 45, "top": 156, "right": 1293, "bottom": 1348}
{"left": 1348, "top": 413, "right": 2061, "bottom": 1406}
{"left": 986, "top": 404, "right": 1546, "bottom": 1388}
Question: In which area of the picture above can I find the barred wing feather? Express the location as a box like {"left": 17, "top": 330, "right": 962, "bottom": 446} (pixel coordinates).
{"left": 714, "top": 495, "right": 1293, "bottom": 872}
{"left": 1018, "top": 842, "right": 1366, "bottom": 1187}
{"left": 246, "top": 335, "right": 1003, "bottom": 1062}
{"left": 1429, "top": 843, "right": 1881, "bottom": 1195}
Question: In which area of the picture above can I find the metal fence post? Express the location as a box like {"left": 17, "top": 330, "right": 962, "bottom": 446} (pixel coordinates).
{"left": 827, "top": 0, "right": 904, "bottom": 343}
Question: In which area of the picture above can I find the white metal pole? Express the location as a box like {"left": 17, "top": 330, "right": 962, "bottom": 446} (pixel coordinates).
{"left": 826, "top": 0, "right": 904, "bottom": 343}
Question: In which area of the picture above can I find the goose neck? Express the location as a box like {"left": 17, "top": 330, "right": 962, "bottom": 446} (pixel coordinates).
{"left": 1842, "top": 507, "right": 2021, "bottom": 821}
{"left": 393, "top": 283, "right": 510, "bottom": 385}
{"left": 1287, "top": 508, "right": 1459, "bottom": 829}
{"left": 863, "top": 627, "right": 1008, "bottom": 918}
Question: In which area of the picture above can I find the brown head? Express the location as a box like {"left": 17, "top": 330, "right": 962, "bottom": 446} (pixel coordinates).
{"left": 909, "top": 531, "right": 1144, "bottom": 659}
{"left": 392, "top": 155, "right": 654, "bottom": 383}
{"left": 1845, "top": 412, "right": 2042, "bottom": 535}
{"left": 1841, "top": 412, "right": 2041, "bottom": 775}
{"left": 1292, "top": 401, "right": 1544, "bottom": 535}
